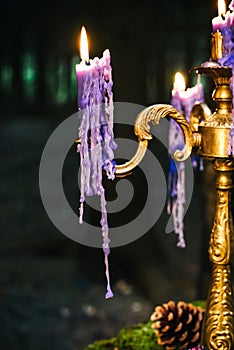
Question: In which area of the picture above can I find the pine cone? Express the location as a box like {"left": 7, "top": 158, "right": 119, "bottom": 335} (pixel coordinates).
{"left": 150, "top": 301, "right": 205, "bottom": 350}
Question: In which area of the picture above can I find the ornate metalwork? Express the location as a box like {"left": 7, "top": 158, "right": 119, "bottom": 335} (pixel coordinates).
{"left": 115, "top": 104, "right": 195, "bottom": 177}
{"left": 114, "top": 139, "right": 148, "bottom": 177}
{"left": 114, "top": 60, "right": 234, "bottom": 349}
{"left": 190, "top": 101, "right": 211, "bottom": 132}
{"left": 209, "top": 172, "right": 232, "bottom": 265}
{"left": 203, "top": 265, "right": 234, "bottom": 350}
{"left": 201, "top": 167, "right": 234, "bottom": 349}
{"left": 192, "top": 65, "right": 233, "bottom": 128}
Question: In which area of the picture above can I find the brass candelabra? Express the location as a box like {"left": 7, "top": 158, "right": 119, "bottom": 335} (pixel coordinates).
{"left": 114, "top": 49, "right": 234, "bottom": 349}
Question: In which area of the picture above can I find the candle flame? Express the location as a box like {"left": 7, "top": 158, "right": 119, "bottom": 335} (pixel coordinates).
{"left": 218, "top": 0, "right": 226, "bottom": 17}
{"left": 80, "top": 26, "right": 89, "bottom": 63}
{"left": 173, "top": 72, "right": 186, "bottom": 92}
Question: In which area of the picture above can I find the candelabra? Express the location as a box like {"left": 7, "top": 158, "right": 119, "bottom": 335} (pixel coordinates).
{"left": 113, "top": 47, "right": 234, "bottom": 349}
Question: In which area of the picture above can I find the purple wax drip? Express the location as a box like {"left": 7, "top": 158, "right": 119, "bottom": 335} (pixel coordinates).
{"left": 220, "top": 27, "right": 232, "bottom": 60}
{"left": 104, "top": 253, "right": 114, "bottom": 299}
{"left": 76, "top": 49, "right": 116, "bottom": 299}
{"left": 99, "top": 185, "right": 114, "bottom": 298}
{"left": 100, "top": 51, "right": 117, "bottom": 181}
{"left": 168, "top": 82, "right": 204, "bottom": 247}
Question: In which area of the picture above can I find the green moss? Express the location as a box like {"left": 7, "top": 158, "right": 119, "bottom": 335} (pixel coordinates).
{"left": 190, "top": 300, "right": 207, "bottom": 310}
{"left": 116, "top": 321, "right": 159, "bottom": 350}
{"left": 83, "top": 300, "right": 206, "bottom": 350}
{"left": 85, "top": 337, "right": 117, "bottom": 350}
{"left": 83, "top": 322, "right": 160, "bottom": 350}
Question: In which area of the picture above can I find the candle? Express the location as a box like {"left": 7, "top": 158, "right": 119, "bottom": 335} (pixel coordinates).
{"left": 168, "top": 72, "right": 204, "bottom": 248}
{"left": 212, "top": 0, "right": 227, "bottom": 32}
{"left": 211, "top": 1, "right": 234, "bottom": 154}
{"left": 171, "top": 72, "right": 186, "bottom": 112}
{"left": 179, "top": 76, "right": 205, "bottom": 120}
{"left": 76, "top": 26, "right": 92, "bottom": 110}
{"left": 76, "top": 26, "right": 117, "bottom": 299}
{"left": 212, "top": 0, "right": 233, "bottom": 65}
{"left": 171, "top": 72, "right": 204, "bottom": 123}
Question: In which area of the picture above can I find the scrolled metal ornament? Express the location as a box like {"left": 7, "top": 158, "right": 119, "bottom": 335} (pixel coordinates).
{"left": 202, "top": 265, "right": 234, "bottom": 350}
{"left": 115, "top": 104, "right": 195, "bottom": 177}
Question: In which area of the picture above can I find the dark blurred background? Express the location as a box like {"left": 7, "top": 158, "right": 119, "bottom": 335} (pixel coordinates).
{"left": 0, "top": 0, "right": 221, "bottom": 349}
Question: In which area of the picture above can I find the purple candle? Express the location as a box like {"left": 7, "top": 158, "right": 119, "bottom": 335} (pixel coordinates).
{"left": 211, "top": 1, "right": 234, "bottom": 154}
{"left": 76, "top": 27, "right": 117, "bottom": 299}
{"left": 212, "top": 0, "right": 234, "bottom": 64}
{"left": 212, "top": 0, "right": 227, "bottom": 33}
{"left": 168, "top": 72, "right": 204, "bottom": 248}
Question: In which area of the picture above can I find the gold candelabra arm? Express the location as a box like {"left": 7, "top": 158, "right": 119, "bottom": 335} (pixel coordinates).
{"left": 113, "top": 139, "right": 148, "bottom": 177}
{"left": 115, "top": 104, "right": 196, "bottom": 177}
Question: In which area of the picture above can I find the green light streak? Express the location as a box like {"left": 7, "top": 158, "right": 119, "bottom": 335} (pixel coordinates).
{"left": 0, "top": 65, "right": 13, "bottom": 93}
{"left": 22, "top": 53, "right": 37, "bottom": 101}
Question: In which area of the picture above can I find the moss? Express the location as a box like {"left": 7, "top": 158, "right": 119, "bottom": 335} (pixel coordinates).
{"left": 84, "top": 337, "right": 117, "bottom": 350}
{"left": 190, "top": 300, "right": 206, "bottom": 310}
{"left": 115, "top": 321, "right": 160, "bottom": 350}
{"left": 83, "top": 322, "right": 159, "bottom": 350}
{"left": 83, "top": 300, "right": 206, "bottom": 350}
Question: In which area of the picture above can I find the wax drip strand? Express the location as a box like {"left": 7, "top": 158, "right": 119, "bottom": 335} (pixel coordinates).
{"left": 168, "top": 80, "right": 204, "bottom": 247}
{"left": 173, "top": 162, "right": 186, "bottom": 248}
{"left": 77, "top": 49, "right": 116, "bottom": 298}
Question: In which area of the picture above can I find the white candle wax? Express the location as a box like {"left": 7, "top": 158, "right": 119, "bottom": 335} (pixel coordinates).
{"left": 212, "top": 0, "right": 227, "bottom": 32}
{"left": 212, "top": 15, "right": 227, "bottom": 32}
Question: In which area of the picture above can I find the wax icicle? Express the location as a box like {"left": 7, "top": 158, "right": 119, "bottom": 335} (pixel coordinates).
{"left": 99, "top": 186, "right": 114, "bottom": 299}
{"left": 172, "top": 162, "right": 186, "bottom": 248}
{"left": 168, "top": 121, "right": 185, "bottom": 247}
{"left": 100, "top": 50, "right": 117, "bottom": 180}
{"left": 168, "top": 79, "right": 204, "bottom": 247}
{"left": 76, "top": 49, "right": 117, "bottom": 298}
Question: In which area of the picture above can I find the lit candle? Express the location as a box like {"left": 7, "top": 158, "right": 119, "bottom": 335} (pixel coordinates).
{"left": 212, "top": 0, "right": 227, "bottom": 33}
{"left": 76, "top": 26, "right": 92, "bottom": 110}
{"left": 212, "top": 0, "right": 234, "bottom": 65}
{"left": 171, "top": 72, "right": 186, "bottom": 113}
{"left": 76, "top": 26, "right": 117, "bottom": 299}
{"left": 222, "top": 0, "right": 234, "bottom": 64}
{"left": 168, "top": 72, "right": 204, "bottom": 248}
{"left": 179, "top": 75, "right": 204, "bottom": 119}
{"left": 212, "top": 1, "right": 234, "bottom": 154}
{"left": 171, "top": 72, "right": 204, "bottom": 119}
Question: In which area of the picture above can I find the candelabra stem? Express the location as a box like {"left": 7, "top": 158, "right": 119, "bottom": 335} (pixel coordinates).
{"left": 201, "top": 160, "right": 234, "bottom": 350}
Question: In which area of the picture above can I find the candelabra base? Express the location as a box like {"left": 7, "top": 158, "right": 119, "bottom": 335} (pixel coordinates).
{"left": 201, "top": 160, "right": 234, "bottom": 350}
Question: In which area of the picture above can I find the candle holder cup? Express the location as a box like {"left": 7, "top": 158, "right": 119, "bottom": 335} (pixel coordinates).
{"left": 114, "top": 63, "right": 234, "bottom": 349}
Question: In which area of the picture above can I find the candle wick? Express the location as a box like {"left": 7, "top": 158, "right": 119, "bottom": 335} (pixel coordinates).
{"left": 80, "top": 58, "right": 90, "bottom": 66}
